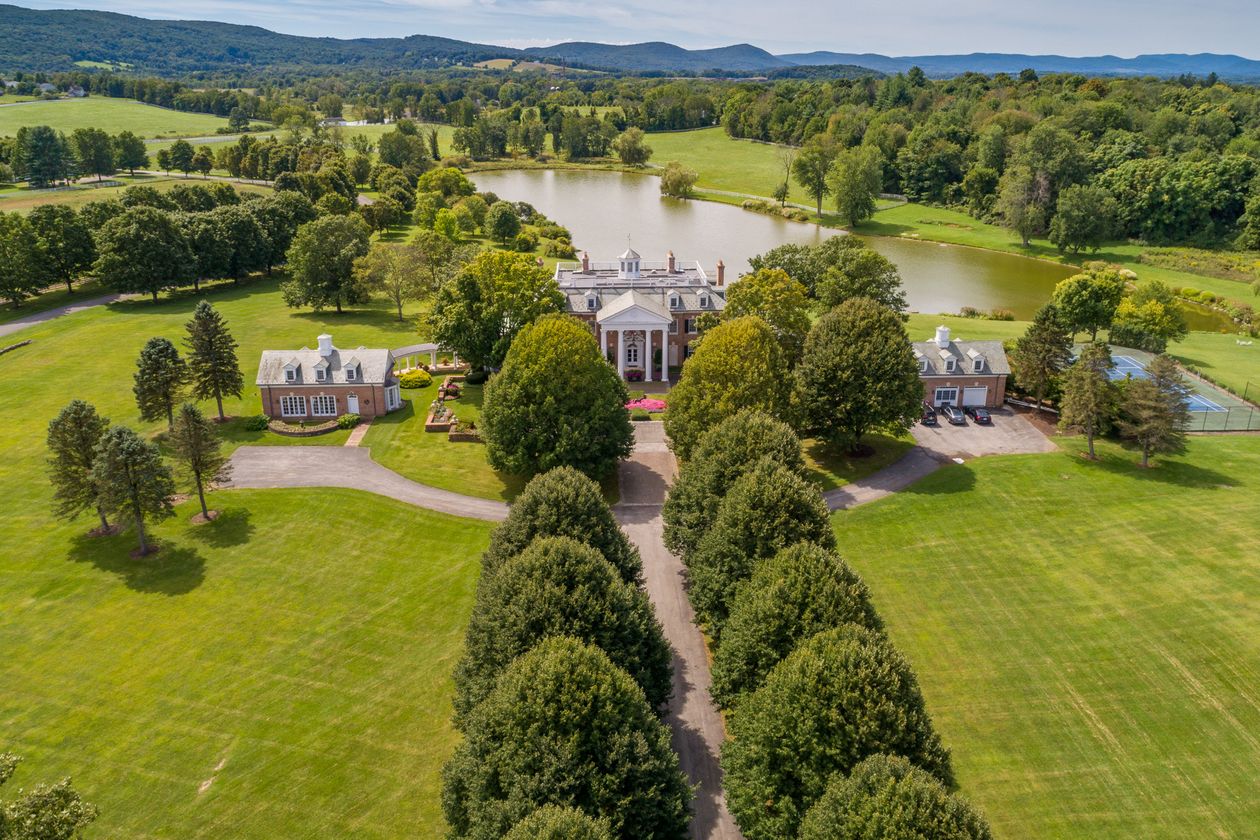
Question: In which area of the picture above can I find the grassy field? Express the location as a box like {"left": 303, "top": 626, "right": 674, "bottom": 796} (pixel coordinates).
{"left": 833, "top": 435, "right": 1260, "bottom": 839}
{"left": 648, "top": 127, "right": 811, "bottom": 205}
{"left": 0, "top": 97, "right": 239, "bottom": 139}
{"left": 1, "top": 486, "right": 491, "bottom": 838}
{"left": 0, "top": 174, "right": 272, "bottom": 215}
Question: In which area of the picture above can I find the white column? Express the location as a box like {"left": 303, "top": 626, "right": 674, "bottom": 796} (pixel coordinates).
{"left": 660, "top": 329, "right": 668, "bottom": 382}
{"left": 645, "top": 329, "right": 654, "bottom": 381}
{"left": 430, "top": 350, "right": 437, "bottom": 368}
{"left": 599, "top": 326, "right": 606, "bottom": 362}
{"left": 616, "top": 329, "right": 625, "bottom": 378}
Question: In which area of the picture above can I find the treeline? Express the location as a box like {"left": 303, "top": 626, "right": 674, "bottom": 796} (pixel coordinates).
{"left": 440, "top": 468, "right": 690, "bottom": 837}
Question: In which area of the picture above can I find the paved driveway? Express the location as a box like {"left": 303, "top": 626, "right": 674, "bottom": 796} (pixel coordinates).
{"left": 914, "top": 408, "right": 1057, "bottom": 459}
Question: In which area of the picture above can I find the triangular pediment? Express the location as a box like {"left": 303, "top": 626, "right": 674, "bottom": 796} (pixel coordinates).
{"left": 596, "top": 291, "right": 673, "bottom": 326}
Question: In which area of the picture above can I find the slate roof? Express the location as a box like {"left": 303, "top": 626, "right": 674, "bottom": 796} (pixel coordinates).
{"left": 597, "top": 290, "right": 673, "bottom": 322}
{"left": 567, "top": 285, "right": 724, "bottom": 316}
{"left": 911, "top": 339, "right": 1010, "bottom": 376}
{"left": 256, "top": 344, "right": 395, "bottom": 386}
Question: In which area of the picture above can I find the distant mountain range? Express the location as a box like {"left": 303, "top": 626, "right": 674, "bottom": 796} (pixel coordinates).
{"left": 1, "top": 3, "right": 1259, "bottom": 81}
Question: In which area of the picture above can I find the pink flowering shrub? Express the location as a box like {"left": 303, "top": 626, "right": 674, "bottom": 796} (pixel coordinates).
{"left": 626, "top": 398, "right": 667, "bottom": 412}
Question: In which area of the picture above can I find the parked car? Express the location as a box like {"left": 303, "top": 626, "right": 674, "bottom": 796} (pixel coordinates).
{"left": 940, "top": 404, "right": 966, "bottom": 425}
{"left": 965, "top": 406, "right": 992, "bottom": 425}
{"left": 921, "top": 401, "right": 938, "bottom": 426}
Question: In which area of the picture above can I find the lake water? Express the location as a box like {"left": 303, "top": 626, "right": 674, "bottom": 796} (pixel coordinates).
{"left": 473, "top": 168, "right": 1075, "bottom": 319}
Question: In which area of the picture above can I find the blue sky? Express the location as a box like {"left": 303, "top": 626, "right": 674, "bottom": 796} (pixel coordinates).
{"left": 18, "top": 0, "right": 1260, "bottom": 57}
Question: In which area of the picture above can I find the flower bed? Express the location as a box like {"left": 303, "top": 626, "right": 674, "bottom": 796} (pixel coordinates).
{"left": 626, "top": 397, "right": 667, "bottom": 413}
{"left": 268, "top": 418, "right": 339, "bottom": 437}
{"left": 448, "top": 420, "right": 481, "bottom": 443}
{"left": 425, "top": 401, "right": 456, "bottom": 432}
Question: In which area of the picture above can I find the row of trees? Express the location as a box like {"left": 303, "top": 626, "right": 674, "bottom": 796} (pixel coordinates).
{"left": 440, "top": 468, "right": 690, "bottom": 837}
{"left": 2, "top": 125, "right": 150, "bottom": 187}
{"left": 660, "top": 411, "right": 991, "bottom": 839}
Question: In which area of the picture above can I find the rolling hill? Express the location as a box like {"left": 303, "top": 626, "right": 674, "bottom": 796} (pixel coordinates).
{"left": 779, "top": 50, "right": 1260, "bottom": 80}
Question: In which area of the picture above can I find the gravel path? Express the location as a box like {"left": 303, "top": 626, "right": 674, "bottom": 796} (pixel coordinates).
{"left": 614, "top": 423, "right": 743, "bottom": 840}
{"left": 224, "top": 446, "right": 508, "bottom": 522}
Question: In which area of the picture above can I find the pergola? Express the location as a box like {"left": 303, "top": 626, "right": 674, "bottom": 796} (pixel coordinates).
{"left": 391, "top": 343, "right": 460, "bottom": 372}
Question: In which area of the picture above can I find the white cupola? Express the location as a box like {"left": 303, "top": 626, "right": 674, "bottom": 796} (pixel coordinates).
{"left": 317, "top": 333, "right": 334, "bottom": 357}
{"left": 934, "top": 325, "right": 950, "bottom": 349}
{"left": 618, "top": 247, "right": 641, "bottom": 280}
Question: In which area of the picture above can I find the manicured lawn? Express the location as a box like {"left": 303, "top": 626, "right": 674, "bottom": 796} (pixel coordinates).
{"left": 365, "top": 380, "right": 528, "bottom": 502}
{"left": 0, "top": 487, "right": 492, "bottom": 838}
{"left": 1172, "top": 330, "right": 1260, "bottom": 400}
{"left": 832, "top": 435, "right": 1260, "bottom": 839}
{"left": 0, "top": 174, "right": 271, "bottom": 214}
{"left": 0, "top": 97, "right": 238, "bottom": 139}
{"left": 0, "top": 278, "right": 106, "bottom": 325}
{"left": 803, "top": 431, "right": 916, "bottom": 491}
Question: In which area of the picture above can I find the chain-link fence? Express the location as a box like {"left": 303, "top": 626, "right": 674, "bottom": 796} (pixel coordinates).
{"left": 1190, "top": 404, "right": 1260, "bottom": 432}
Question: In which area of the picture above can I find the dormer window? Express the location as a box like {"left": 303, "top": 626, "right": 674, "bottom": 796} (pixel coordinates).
{"left": 586, "top": 293, "right": 598, "bottom": 311}
{"left": 669, "top": 294, "right": 681, "bottom": 310}
{"left": 919, "top": 358, "right": 929, "bottom": 373}
{"left": 945, "top": 358, "right": 956, "bottom": 373}
{"left": 972, "top": 357, "right": 984, "bottom": 373}
{"left": 346, "top": 366, "right": 357, "bottom": 382}
{"left": 284, "top": 367, "right": 296, "bottom": 383}
{"left": 315, "top": 367, "right": 327, "bottom": 382}
{"left": 699, "top": 293, "right": 709, "bottom": 308}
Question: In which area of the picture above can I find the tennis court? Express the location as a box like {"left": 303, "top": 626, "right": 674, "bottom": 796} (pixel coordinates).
{"left": 1097, "top": 350, "right": 1247, "bottom": 424}
{"left": 1107, "top": 355, "right": 1225, "bottom": 411}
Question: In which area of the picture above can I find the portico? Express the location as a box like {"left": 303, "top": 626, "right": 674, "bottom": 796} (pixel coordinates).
{"left": 596, "top": 290, "right": 672, "bottom": 382}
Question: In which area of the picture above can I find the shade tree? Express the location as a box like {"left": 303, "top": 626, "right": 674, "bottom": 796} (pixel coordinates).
{"left": 720, "top": 268, "right": 811, "bottom": 367}
{"left": 0, "top": 212, "right": 49, "bottom": 308}
{"left": 793, "top": 297, "right": 923, "bottom": 453}
{"left": 686, "top": 458, "right": 835, "bottom": 639}
{"left": 482, "top": 314, "right": 633, "bottom": 479}
{"left": 92, "top": 425, "right": 176, "bottom": 556}
{"left": 723, "top": 625, "right": 954, "bottom": 840}
{"left": 453, "top": 536, "right": 671, "bottom": 725}
{"left": 168, "top": 403, "right": 230, "bottom": 520}
{"left": 1117, "top": 354, "right": 1192, "bottom": 467}
{"left": 94, "top": 206, "right": 195, "bottom": 302}
{"left": 663, "top": 316, "right": 789, "bottom": 460}
{"left": 798, "top": 754, "right": 993, "bottom": 840}
{"left": 711, "top": 543, "right": 883, "bottom": 710}
{"left": 502, "top": 806, "right": 613, "bottom": 840}
{"left": 27, "top": 204, "right": 95, "bottom": 294}
{"left": 0, "top": 753, "right": 99, "bottom": 840}
{"left": 440, "top": 638, "right": 690, "bottom": 840}
{"left": 1051, "top": 267, "right": 1127, "bottom": 340}
{"left": 662, "top": 409, "right": 804, "bottom": 560}
{"left": 281, "top": 214, "right": 372, "bottom": 313}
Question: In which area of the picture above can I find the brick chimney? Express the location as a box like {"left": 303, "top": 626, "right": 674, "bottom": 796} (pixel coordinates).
{"left": 715, "top": 259, "right": 725, "bottom": 287}
{"left": 581, "top": 251, "right": 590, "bottom": 272}
{"left": 667, "top": 250, "right": 676, "bottom": 272}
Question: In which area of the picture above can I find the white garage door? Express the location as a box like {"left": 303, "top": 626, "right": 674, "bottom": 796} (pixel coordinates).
{"left": 962, "top": 386, "right": 989, "bottom": 407}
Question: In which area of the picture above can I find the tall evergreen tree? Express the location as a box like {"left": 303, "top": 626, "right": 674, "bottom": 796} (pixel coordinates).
{"left": 1058, "top": 342, "right": 1117, "bottom": 459}
{"left": 133, "top": 337, "right": 187, "bottom": 429}
{"left": 46, "top": 400, "right": 111, "bottom": 532}
{"left": 1010, "top": 303, "right": 1074, "bottom": 413}
{"left": 92, "top": 426, "right": 175, "bottom": 556}
{"left": 184, "top": 300, "right": 243, "bottom": 420}
{"left": 12, "top": 125, "right": 75, "bottom": 187}
{"left": 1117, "top": 354, "right": 1192, "bottom": 467}
{"left": 168, "top": 403, "right": 230, "bottom": 520}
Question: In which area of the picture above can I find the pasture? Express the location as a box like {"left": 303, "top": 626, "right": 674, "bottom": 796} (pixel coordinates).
{"left": 833, "top": 436, "right": 1260, "bottom": 839}
{"left": 0, "top": 97, "right": 238, "bottom": 138}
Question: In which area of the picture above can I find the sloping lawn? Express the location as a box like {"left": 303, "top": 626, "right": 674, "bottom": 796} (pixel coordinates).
{"left": 832, "top": 435, "right": 1260, "bottom": 839}
{"left": 0, "top": 488, "right": 491, "bottom": 838}
{"left": 0, "top": 97, "right": 236, "bottom": 138}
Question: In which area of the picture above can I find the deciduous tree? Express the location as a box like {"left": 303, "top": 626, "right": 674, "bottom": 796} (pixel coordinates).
{"left": 1051, "top": 267, "right": 1127, "bottom": 340}
{"left": 482, "top": 314, "right": 633, "bottom": 478}
{"left": 69, "top": 127, "right": 115, "bottom": 181}
{"left": 1049, "top": 184, "right": 1118, "bottom": 254}
{"left": 793, "top": 133, "right": 839, "bottom": 215}
{"left": 27, "top": 204, "right": 95, "bottom": 294}
{"left": 721, "top": 267, "right": 811, "bottom": 366}
{"left": 659, "top": 160, "right": 698, "bottom": 198}
{"left": 0, "top": 212, "right": 49, "bottom": 308}
{"left": 712, "top": 543, "right": 883, "bottom": 709}
{"left": 94, "top": 206, "right": 195, "bottom": 302}
{"left": 663, "top": 409, "right": 804, "bottom": 560}
{"left": 441, "top": 638, "right": 690, "bottom": 840}
{"left": 133, "top": 337, "right": 187, "bottom": 429}
{"left": 723, "top": 625, "right": 954, "bottom": 840}
{"left": 612, "top": 126, "right": 653, "bottom": 166}
{"left": 46, "top": 400, "right": 111, "bottom": 532}
{"left": 663, "top": 316, "right": 789, "bottom": 460}
{"left": 168, "top": 139, "right": 195, "bottom": 176}
{"left": 687, "top": 458, "right": 834, "bottom": 639}
{"left": 481, "top": 467, "right": 642, "bottom": 586}
{"left": 427, "top": 250, "right": 564, "bottom": 370}
{"left": 485, "top": 200, "right": 522, "bottom": 244}
{"left": 453, "top": 536, "right": 670, "bottom": 725}
{"left": 184, "top": 300, "right": 242, "bottom": 420}
{"left": 0, "top": 753, "right": 99, "bottom": 840}
{"left": 112, "top": 130, "right": 149, "bottom": 175}
{"left": 281, "top": 214, "right": 372, "bottom": 313}
{"left": 794, "top": 298, "right": 923, "bottom": 452}
{"left": 92, "top": 425, "right": 176, "bottom": 556}
{"left": 828, "top": 145, "right": 883, "bottom": 226}
{"left": 503, "top": 806, "right": 612, "bottom": 840}
{"left": 799, "top": 754, "right": 992, "bottom": 840}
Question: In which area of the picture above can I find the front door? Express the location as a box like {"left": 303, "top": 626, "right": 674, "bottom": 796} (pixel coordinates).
{"left": 347, "top": 394, "right": 359, "bottom": 414}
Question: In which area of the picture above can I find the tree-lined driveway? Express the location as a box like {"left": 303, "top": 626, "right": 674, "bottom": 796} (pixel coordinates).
{"left": 614, "top": 423, "right": 743, "bottom": 840}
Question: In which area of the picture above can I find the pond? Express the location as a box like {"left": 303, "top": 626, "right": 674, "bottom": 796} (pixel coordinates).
{"left": 473, "top": 168, "right": 1075, "bottom": 320}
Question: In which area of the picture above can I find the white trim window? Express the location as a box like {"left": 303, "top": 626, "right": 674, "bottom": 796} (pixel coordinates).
{"left": 699, "top": 293, "right": 709, "bottom": 308}
{"left": 669, "top": 320, "right": 678, "bottom": 334}
{"left": 385, "top": 385, "right": 401, "bottom": 410}
{"left": 972, "top": 358, "right": 984, "bottom": 373}
{"left": 934, "top": 387, "right": 958, "bottom": 406}
{"left": 919, "top": 358, "right": 928, "bottom": 373}
{"left": 345, "top": 365, "right": 357, "bottom": 382}
{"left": 280, "top": 395, "right": 306, "bottom": 417}
{"left": 669, "top": 294, "right": 681, "bottom": 309}
{"left": 586, "top": 294, "right": 598, "bottom": 311}
{"left": 284, "top": 367, "right": 297, "bottom": 383}
{"left": 684, "top": 318, "right": 696, "bottom": 334}
{"left": 311, "top": 394, "right": 337, "bottom": 417}
{"left": 944, "top": 358, "right": 957, "bottom": 373}
{"left": 315, "top": 368, "right": 327, "bottom": 382}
